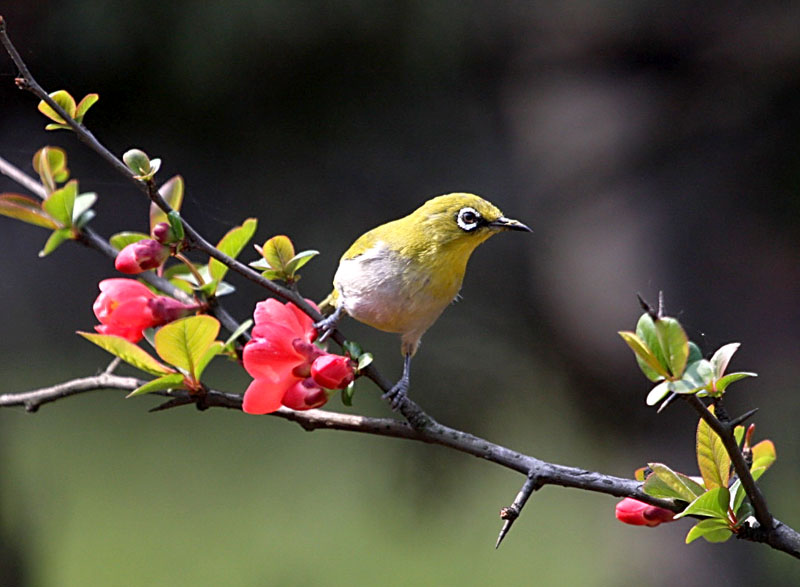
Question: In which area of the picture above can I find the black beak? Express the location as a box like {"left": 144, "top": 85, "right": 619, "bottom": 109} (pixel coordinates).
{"left": 489, "top": 216, "right": 532, "bottom": 232}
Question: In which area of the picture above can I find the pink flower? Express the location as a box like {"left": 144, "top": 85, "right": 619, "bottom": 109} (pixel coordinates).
{"left": 93, "top": 278, "right": 198, "bottom": 342}
{"left": 115, "top": 239, "right": 169, "bottom": 274}
{"left": 615, "top": 498, "right": 676, "bottom": 527}
{"left": 242, "top": 299, "right": 355, "bottom": 414}
{"left": 311, "top": 354, "right": 355, "bottom": 389}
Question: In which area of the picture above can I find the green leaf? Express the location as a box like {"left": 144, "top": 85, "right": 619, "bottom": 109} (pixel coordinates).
{"left": 262, "top": 235, "right": 295, "bottom": 271}
{"left": 249, "top": 258, "right": 271, "bottom": 270}
{"left": 126, "top": 373, "right": 186, "bottom": 397}
{"left": 123, "top": 149, "right": 152, "bottom": 177}
{"left": 0, "top": 194, "right": 58, "bottom": 229}
{"left": 260, "top": 269, "right": 286, "bottom": 281}
{"left": 44, "top": 123, "right": 72, "bottom": 131}
{"left": 619, "top": 330, "right": 668, "bottom": 381}
{"left": 39, "top": 228, "right": 72, "bottom": 257}
{"left": 715, "top": 372, "right": 757, "bottom": 393}
{"left": 194, "top": 341, "right": 224, "bottom": 380}
{"left": 209, "top": 217, "right": 258, "bottom": 282}
{"left": 654, "top": 316, "right": 689, "bottom": 378}
{"left": 72, "top": 192, "right": 97, "bottom": 225}
{"left": 687, "top": 341, "right": 702, "bottom": 364}
{"left": 710, "top": 342, "right": 740, "bottom": 379}
{"left": 357, "top": 352, "right": 373, "bottom": 371}
{"left": 74, "top": 93, "right": 99, "bottom": 121}
{"left": 109, "top": 231, "right": 151, "bottom": 250}
{"left": 224, "top": 319, "right": 253, "bottom": 348}
{"left": 154, "top": 315, "right": 220, "bottom": 379}
{"left": 675, "top": 487, "right": 730, "bottom": 520}
{"left": 166, "top": 210, "right": 184, "bottom": 241}
{"left": 33, "top": 146, "right": 69, "bottom": 190}
{"left": 43, "top": 180, "right": 78, "bottom": 227}
{"left": 284, "top": 249, "right": 319, "bottom": 276}
{"left": 685, "top": 518, "right": 732, "bottom": 544}
{"left": 635, "top": 313, "right": 670, "bottom": 377}
{"left": 77, "top": 332, "right": 173, "bottom": 376}
{"left": 751, "top": 440, "right": 776, "bottom": 472}
{"left": 342, "top": 340, "right": 364, "bottom": 359}
{"left": 38, "top": 90, "right": 77, "bottom": 125}
{"left": 696, "top": 408, "right": 731, "bottom": 489}
{"left": 643, "top": 463, "right": 706, "bottom": 502}
{"left": 342, "top": 381, "right": 355, "bottom": 406}
{"left": 150, "top": 175, "right": 184, "bottom": 231}
{"left": 646, "top": 380, "right": 671, "bottom": 406}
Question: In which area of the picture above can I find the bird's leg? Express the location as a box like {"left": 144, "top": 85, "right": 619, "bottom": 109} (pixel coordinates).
{"left": 314, "top": 304, "right": 343, "bottom": 342}
{"left": 382, "top": 353, "right": 411, "bottom": 410}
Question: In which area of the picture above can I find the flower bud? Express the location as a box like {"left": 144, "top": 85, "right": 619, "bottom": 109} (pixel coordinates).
{"left": 281, "top": 378, "right": 328, "bottom": 410}
{"left": 615, "top": 498, "right": 675, "bottom": 527}
{"left": 311, "top": 353, "right": 355, "bottom": 389}
{"left": 147, "top": 296, "right": 199, "bottom": 324}
{"left": 152, "top": 222, "right": 180, "bottom": 245}
{"left": 115, "top": 239, "right": 169, "bottom": 274}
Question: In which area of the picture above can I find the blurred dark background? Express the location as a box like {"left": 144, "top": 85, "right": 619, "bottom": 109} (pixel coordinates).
{"left": 1, "top": 2, "right": 799, "bottom": 585}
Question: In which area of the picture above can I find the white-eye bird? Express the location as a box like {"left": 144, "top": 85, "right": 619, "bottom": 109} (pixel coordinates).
{"left": 318, "top": 192, "right": 531, "bottom": 407}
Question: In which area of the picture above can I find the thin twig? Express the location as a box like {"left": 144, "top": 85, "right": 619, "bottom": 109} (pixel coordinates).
{"left": 496, "top": 472, "right": 541, "bottom": 548}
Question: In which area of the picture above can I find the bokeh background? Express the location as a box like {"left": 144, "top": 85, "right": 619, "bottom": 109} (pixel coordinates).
{"left": 1, "top": 2, "right": 799, "bottom": 585}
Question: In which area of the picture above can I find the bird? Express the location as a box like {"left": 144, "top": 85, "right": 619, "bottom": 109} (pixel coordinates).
{"left": 317, "top": 192, "right": 531, "bottom": 408}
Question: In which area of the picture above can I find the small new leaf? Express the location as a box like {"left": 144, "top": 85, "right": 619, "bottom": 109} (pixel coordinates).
{"left": 151, "top": 175, "right": 184, "bottom": 231}
{"left": 674, "top": 486, "right": 730, "bottom": 520}
{"left": 77, "top": 332, "right": 173, "bottom": 376}
{"left": 127, "top": 373, "right": 186, "bottom": 398}
{"left": 654, "top": 316, "right": 689, "bottom": 378}
{"left": 342, "top": 380, "right": 355, "bottom": 406}
{"left": 43, "top": 180, "right": 78, "bottom": 228}
{"left": 109, "top": 231, "right": 151, "bottom": 250}
{"left": 37, "top": 90, "right": 76, "bottom": 125}
{"left": 262, "top": 235, "right": 295, "bottom": 271}
{"left": 0, "top": 194, "right": 58, "bottom": 229}
{"left": 209, "top": 218, "right": 258, "bottom": 282}
{"left": 643, "top": 463, "right": 705, "bottom": 502}
{"left": 284, "top": 249, "right": 319, "bottom": 277}
{"left": 696, "top": 410, "right": 731, "bottom": 489}
{"left": 619, "top": 330, "right": 669, "bottom": 382}
{"left": 39, "top": 228, "right": 72, "bottom": 257}
{"left": 685, "top": 518, "right": 732, "bottom": 544}
{"left": 154, "top": 315, "right": 220, "bottom": 380}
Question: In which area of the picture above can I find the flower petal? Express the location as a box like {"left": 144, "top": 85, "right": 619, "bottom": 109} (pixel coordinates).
{"left": 242, "top": 378, "right": 291, "bottom": 414}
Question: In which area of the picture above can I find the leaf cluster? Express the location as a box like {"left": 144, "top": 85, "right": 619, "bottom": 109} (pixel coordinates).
{"left": 619, "top": 313, "right": 756, "bottom": 408}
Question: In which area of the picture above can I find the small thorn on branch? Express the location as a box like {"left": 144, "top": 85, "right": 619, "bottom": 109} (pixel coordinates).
{"left": 729, "top": 407, "right": 759, "bottom": 428}
{"left": 495, "top": 472, "right": 540, "bottom": 549}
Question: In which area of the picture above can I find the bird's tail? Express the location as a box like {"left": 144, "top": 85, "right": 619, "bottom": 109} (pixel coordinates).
{"left": 318, "top": 289, "right": 338, "bottom": 315}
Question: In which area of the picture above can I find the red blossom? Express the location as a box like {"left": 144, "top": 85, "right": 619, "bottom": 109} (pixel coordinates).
{"left": 92, "top": 278, "right": 198, "bottom": 342}
{"left": 615, "top": 497, "right": 676, "bottom": 527}
{"left": 115, "top": 239, "right": 170, "bottom": 274}
{"left": 242, "top": 299, "right": 355, "bottom": 415}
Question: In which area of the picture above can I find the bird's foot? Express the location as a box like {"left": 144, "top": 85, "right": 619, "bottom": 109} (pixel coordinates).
{"left": 382, "top": 377, "right": 409, "bottom": 411}
{"left": 314, "top": 306, "right": 342, "bottom": 343}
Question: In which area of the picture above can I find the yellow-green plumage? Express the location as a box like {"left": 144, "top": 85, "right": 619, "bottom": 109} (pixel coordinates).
{"left": 318, "top": 192, "right": 530, "bottom": 406}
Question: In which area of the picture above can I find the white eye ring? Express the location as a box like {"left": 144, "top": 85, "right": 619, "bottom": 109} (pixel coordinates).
{"left": 456, "top": 207, "right": 481, "bottom": 232}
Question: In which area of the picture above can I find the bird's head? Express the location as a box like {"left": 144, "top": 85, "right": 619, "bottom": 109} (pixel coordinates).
{"left": 409, "top": 193, "right": 531, "bottom": 249}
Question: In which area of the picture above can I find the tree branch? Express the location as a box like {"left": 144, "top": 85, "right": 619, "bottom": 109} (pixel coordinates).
{"left": 2, "top": 15, "right": 799, "bottom": 559}
{"left": 684, "top": 395, "right": 773, "bottom": 529}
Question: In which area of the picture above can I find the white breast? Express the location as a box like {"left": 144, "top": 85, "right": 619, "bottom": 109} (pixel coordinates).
{"left": 333, "top": 241, "right": 454, "bottom": 338}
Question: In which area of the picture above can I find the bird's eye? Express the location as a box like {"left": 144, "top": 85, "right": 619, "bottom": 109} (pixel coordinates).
{"left": 456, "top": 207, "right": 481, "bottom": 232}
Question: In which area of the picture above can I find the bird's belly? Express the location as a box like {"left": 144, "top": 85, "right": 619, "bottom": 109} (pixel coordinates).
{"left": 333, "top": 246, "right": 459, "bottom": 335}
